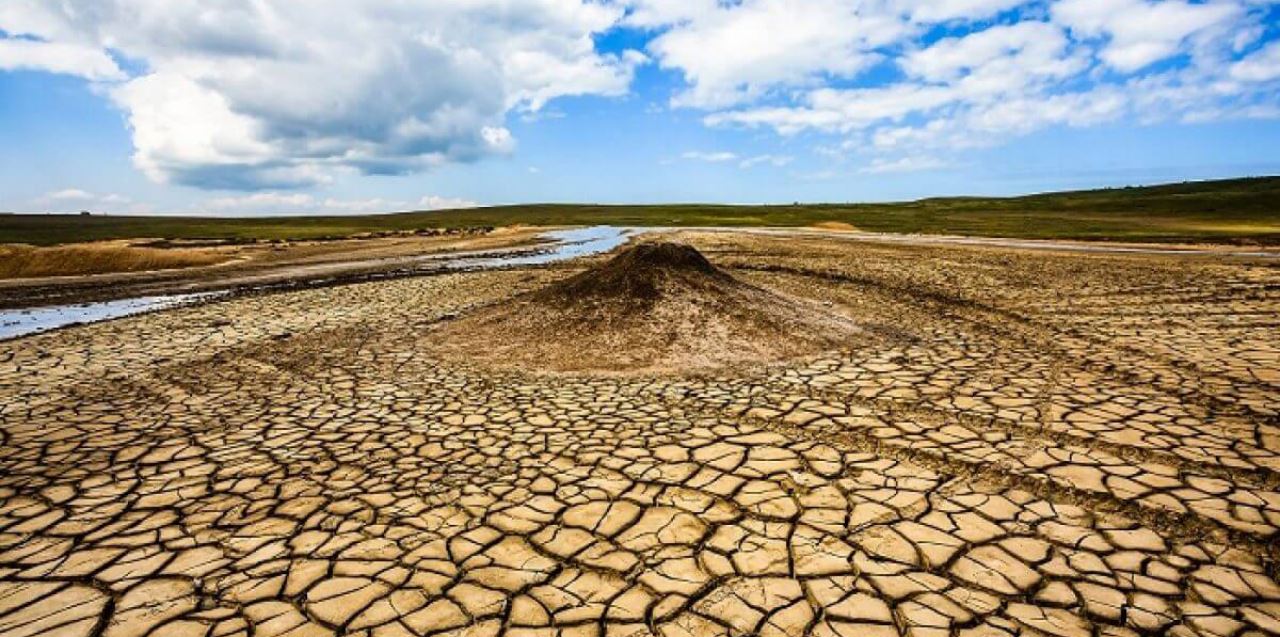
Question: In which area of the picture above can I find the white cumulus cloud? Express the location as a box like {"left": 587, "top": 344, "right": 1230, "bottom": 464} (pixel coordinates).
{"left": 1052, "top": 0, "right": 1241, "bottom": 72}
{"left": 892, "top": 0, "right": 1027, "bottom": 22}
{"left": 681, "top": 150, "right": 739, "bottom": 162}
{"left": 1231, "top": 41, "right": 1280, "bottom": 83}
{"left": 201, "top": 192, "right": 478, "bottom": 215}
{"left": 5, "top": 0, "right": 1278, "bottom": 192}
{"left": 739, "top": 154, "right": 794, "bottom": 169}
{"left": 0, "top": 38, "right": 123, "bottom": 80}
{"left": 45, "top": 188, "right": 96, "bottom": 201}
{"left": 859, "top": 155, "right": 949, "bottom": 174}
{"left": 684, "top": 0, "right": 1277, "bottom": 163}
{"left": 34, "top": 189, "right": 134, "bottom": 212}
{"left": 0, "top": 0, "right": 641, "bottom": 191}
{"left": 638, "top": 0, "right": 909, "bottom": 108}
{"left": 418, "top": 195, "right": 480, "bottom": 211}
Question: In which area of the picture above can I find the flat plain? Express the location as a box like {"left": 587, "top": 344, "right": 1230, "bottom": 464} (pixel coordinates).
{"left": 5, "top": 177, "right": 1280, "bottom": 246}
{"left": 2, "top": 229, "right": 1279, "bottom": 637}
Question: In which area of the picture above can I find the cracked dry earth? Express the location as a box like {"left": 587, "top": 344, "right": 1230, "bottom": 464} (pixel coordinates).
{"left": 2, "top": 232, "right": 1280, "bottom": 637}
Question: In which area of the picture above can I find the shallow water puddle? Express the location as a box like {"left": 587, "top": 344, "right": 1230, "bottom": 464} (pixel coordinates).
{"left": 0, "top": 292, "right": 221, "bottom": 340}
{"left": 0, "top": 226, "right": 634, "bottom": 340}
{"left": 444, "top": 225, "right": 635, "bottom": 269}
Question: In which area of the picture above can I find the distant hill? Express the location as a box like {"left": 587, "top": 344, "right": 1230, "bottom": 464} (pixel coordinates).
{"left": 3, "top": 176, "right": 1278, "bottom": 245}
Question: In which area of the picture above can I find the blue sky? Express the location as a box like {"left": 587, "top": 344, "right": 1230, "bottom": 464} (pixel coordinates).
{"left": 2, "top": 0, "right": 1279, "bottom": 215}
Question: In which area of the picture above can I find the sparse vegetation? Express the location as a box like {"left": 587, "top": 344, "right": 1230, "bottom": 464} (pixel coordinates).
{"left": 0, "top": 244, "right": 227, "bottom": 278}
{"left": 2, "top": 176, "right": 1278, "bottom": 245}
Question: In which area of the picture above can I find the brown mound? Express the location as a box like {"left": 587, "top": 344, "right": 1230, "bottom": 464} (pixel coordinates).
{"left": 810, "top": 221, "right": 860, "bottom": 232}
{"left": 425, "top": 241, "right": 860, "bottom": 374}
{"left": 532, "top": 242, "right": 732, "bottom": 304}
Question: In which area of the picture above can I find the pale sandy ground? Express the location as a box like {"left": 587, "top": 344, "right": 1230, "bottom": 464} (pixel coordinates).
{"left": 1, "top": 230, "right": 1279, "bottom": 637}
{"left": 0, "top": 227, "right": 548, "bottom": 309}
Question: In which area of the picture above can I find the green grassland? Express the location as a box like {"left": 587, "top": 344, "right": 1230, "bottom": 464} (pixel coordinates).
{"left": 3, "top": 176, "right": 1278, "bottom": 246}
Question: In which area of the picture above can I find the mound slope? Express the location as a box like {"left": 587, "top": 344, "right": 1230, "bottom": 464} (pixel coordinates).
{"left": 426, "top": 242, "right": 860, "bottom": 374}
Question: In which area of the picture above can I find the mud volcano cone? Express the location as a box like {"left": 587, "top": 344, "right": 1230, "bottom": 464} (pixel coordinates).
{"left": 426, "top": 241, "right": 860, "bottom": 374}
{"left": 531, "top": 242, "right": 736, "bottom": 306}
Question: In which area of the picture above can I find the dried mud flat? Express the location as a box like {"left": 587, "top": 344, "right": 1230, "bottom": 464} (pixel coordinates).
{"left": 2, "top": 230, "right": 1279, "bottom": 637}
